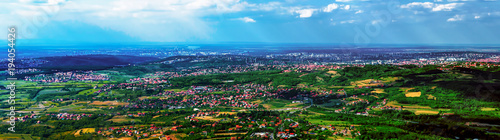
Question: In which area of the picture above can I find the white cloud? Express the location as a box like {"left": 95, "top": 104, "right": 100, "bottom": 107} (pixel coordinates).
{"left": 475, "top": 15, "right": 480, "bottom": 19}
{"left": 355, "top": 10, "right": 363, "bottom": 14}
{"left": 48, "top": 0, "right": 66, "bottom": 5}
{"left": 236, "top": 17, "right": 256, "bottom": 22}
{"left": 0, "top": 0, "right": 287, "bottom": 41}
{"left": 447, "top": 15, "right": 464, "bottom": 22}
{"left": 253, "top": 2, "right": 281, "bottom": 11}
{"left": 323, "top": 3, "right": 339, "bottom": 12}
{"left": 295, "top": 9, "right": 317, "bottom": 18}
{"left": 413, "top": 11, "right": 424, "bottom": 14}
{"left": 371, "top": 20, "right": 382, "bottom": 25}
{"left": 401, "top": 2, "right": 434, "bottom": 9}
{"left": 432, "top": 3, "right": 464, "bottom": 11}
{"left": 340, "top": 20, "right": 355, "bottom": 24}
{"left": 344, "top": 5, "right": 351, "bottom": 10}
{"left": 401, "top": 2, "right": 464, "bottom": 12}
{"left": 18, "top": 0, "right": 33, "bottom": 3}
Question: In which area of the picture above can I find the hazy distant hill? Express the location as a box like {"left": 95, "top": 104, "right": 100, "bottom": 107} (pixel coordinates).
{"left": 36, "top": 55, "right": 158, "bottom": 70}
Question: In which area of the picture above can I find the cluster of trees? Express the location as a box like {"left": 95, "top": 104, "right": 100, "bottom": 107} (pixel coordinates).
{"left": 169, "top": 70, "right": 282, "bottom": 87}
{"left": 167, "top": 64, "right": 452, "bottom": 89}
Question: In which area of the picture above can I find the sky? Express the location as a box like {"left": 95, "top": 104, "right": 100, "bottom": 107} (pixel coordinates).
{"left": 1, "top": 0, "right": 500, "bottom": 46}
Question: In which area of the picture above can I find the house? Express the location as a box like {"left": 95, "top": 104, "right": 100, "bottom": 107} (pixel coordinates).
{"left": 292, "top": 101, "right": 303, "bottom": 103}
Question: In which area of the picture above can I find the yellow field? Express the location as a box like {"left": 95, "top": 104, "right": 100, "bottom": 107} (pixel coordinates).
{"left": 90, "top": 101, "right": 129, "bottom": 106}
{"left": 385, "top": 101, "right": 451, "bottom": 115}
{"left": 400, "top": 87, "right": 421, "bottom": 97}
{"left": 0, "top": 134, "right": 40, "bottom": 140}
{"left": 195, "top": 116, "right": 222, "bottom": 121}
{"left": 109, "top": 137, "right": 133, "bottom": 140}
{"left": 400, "top": 87, "right": 414, "bottom": 92}
{"left": 79, "top": 108, "right": 101, "bottom": 111}
{"left": 328, "top": 136, "right": 355, "bottom": 140}
{"left": 214, "top": 132, "right": 247, "bottom": 136}
{"left": 385, "top": 101, "right": 431, "bottom": 109}
{"left": 262, "top": 104, "right": 272, "bottom": 109}
{"left": 107, "top": 116, "right": 138, "bottom": 123}
{"left": 219, "top": 112, "right": 238, "bottom": 115}
{"left": 164, "top": 133, "right": 186, "bottom": 140}
{"left": 329, "top": 86, "right": 355, "bottom": 88}
{"left": 481, "top": 107, "right": 497, "bottom": 111}
{"left": 165, "top": 89, "right": 187, "bottom": 92}
{"left": 74, "top": 101, "right": 91, "bottom": 104}
{"left": 308, "top": 119, "right": 350, "bottom": 125}
{"left": 371, "top": 88, "right": 385, "bottom": 94}
{"left": 297, "top": 84, "right": 307, "bottom": 88}
{"left": 405, "top": 92, "right": 421, "bottom": 97}
{"left": 285, "top": 103, "right": 304, "bottom": 107}
{"left": 251, "top": 99, "right": 263, "bottom": 104}
{"left": 138, "top": 96, "right": 151, "bottom": 100}
{"left": 327, "top": 71, "right": 340, "bottom": 78}
{"left": 351, "top": 77, "right": 400, "bottom": 87}
{"left": 253, "top": 100, "right": 270, "bottom": 109}
{"left": 74, "top": 128, "right": 95, "bottom": 136}
{"left": 427, "top": 94, "right": 436, "bottom": 100}
{"left": 138, "top": 96, "right": 168, "bottom": 100}
{"left": 304, "top": 111, "right": 325, "bottom": 117}
{"left": 414, "top": 110, "right": 439, "bottom": 115}
{"left": 327, "top": 71, "right": 338, "bottom": 74}
{"left": 351, "top": 79, "right": 379, "bottom": 87}
{"left": 381, "top": 77, "right": 400, "bottom": 82}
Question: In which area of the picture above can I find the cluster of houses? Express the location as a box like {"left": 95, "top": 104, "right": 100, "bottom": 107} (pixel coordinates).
{"left": 128, "top": 77, "right": 169, "bottom": 84}
{"left": 124, "top": 92, "right": 261, "bottom": 110}
{"left": 12, "top": 113, "right": 96, "bottom": 123}
{"left": 15, "top": 114, "right": 40, "bottom": 122}
{"left": 184, "top": 110, "right": 220, "bottom": 120}
{"left": 334, "top": 129, "right": 361, "bottom": 136}
{"left": 51, "top": 113, "right": 93, "bottom": 120}
{"left": 393, "top": 60, "right": 458, "bottom": 66}
{"left": 97, "top": 124, "right": 163, "bottom": 139}
{"left": 344, "top": 98, "right": 370, "bottom": 106}
{"left": 3, "top": 68, "right": 40, "bottom": 75}
{"left": 244, "top": 117, "right": 302, "bottom": 139}
{"left": 468, "top": 56, "right": 500, "bottom": 63}
{"left": 439, "top": 61, "right": 500, "bottom": 71}
{"left": 24, "top": 71, "right": 109, "bottom": 83}
{"left": 379, "top": 106, "right": 403, "bottom": 111}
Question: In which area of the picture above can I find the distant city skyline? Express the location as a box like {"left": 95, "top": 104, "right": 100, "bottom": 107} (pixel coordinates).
{"left": 1, "top": 0, "right": 500, "bottom": 45}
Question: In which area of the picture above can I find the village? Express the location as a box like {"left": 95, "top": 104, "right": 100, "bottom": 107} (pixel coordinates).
{"left": 1, "top": 60, "right": 499, "bottom": 140}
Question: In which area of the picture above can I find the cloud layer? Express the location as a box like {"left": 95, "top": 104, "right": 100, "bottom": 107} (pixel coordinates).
{"left": 0, "top": 0, "right": 499, "bottom": 44}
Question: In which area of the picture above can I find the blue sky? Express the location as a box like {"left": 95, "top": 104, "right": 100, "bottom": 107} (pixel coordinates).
{"left": 1, "top": 0, "right": 500, "bottom": 45}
